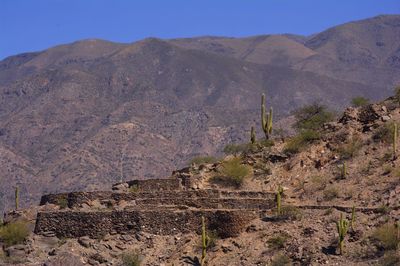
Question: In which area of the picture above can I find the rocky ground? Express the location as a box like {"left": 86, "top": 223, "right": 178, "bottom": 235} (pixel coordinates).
{"left": 1, "top": 96, "right": 400, "bottom": 265}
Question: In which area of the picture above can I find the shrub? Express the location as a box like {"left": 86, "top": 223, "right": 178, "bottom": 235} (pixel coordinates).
{"left": 279, "top": 205, "right": 303, "bottom": 221}
{"left": 351, "top": 97, "right": 369, "bottom": 107}
{"left": 189, "top": 156, "right": 218, "bottom": 165}
{"left": 121, "top": 250, "right": 142, "bottom": 266}
{"left": 57, "top": 197, "right": 68, "bottom": 209}
{"left": 212, "top": 157, "right": 251, "bottom": 188}
{"left": 283, "top": 129, "right": 320, "bottom": 154}
{"left": 0, "top": 221, "right": 29, "bottom": 247}
{"left": 373, "top": 123, "right": 397, "bottom": 144}
{"left": 267, "top": 233, "right": 289, "bottom": 250}
{"left": 223, "top": 143, "right": 251, "bottom": 155}
{"left": 293, "top": 103, "right": 335, "bottom": 131}
{"left": 336, "top": 136, "right": 363, "bottom": 159}
{"left": 394, "top": 86, "right": 400, "bottom": 104}
{"left": 308, "top": 175, "right": 328, "bottom": 191}
{"left": 129, "top": 185, "right": 139, "bottom": 193}
{"left": 271, "top": 253, "right": 291, "bottom": 266}
{"left": 323, "top": 186, "right": 339, "bottom": 201}
{"left": 372, "top": 223, "right": 399, "bottom": 250}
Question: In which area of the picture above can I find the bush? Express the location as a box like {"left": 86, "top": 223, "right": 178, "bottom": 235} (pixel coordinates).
{"left": 271, "top": 253, "right": 291, "bottom": 266}
{"left": 293, "top": 103, "right": 335, "bottom": 131}
{"left": 323, "top": 186, "right": 339, "bottom": 201}
{"left": 223, "top": 143, "right": 251, "bottom": 155}
{"left": 373, "top": 123, "right": 397, "bottom": 144}
{"left": 121, "top": 250, "right": 142, "bottom": 266}
{"left": 279, "top": 205, "right": 303, "bottom": 221}
{"left": 189, "top": 156, "right": 218, "bottom": 165}
{"left": 57, "top": 197, "right": 68, "bottom": 209}
{"left": 351, "top": 97, "right": 369, "bottom": 107}
{"left": 336, "top": 136, "right": 363, "bottom": 159}
{"left": 394, "top": 86, "right": 400, "bottom": 104}
{"left": 0, "top": 221, "right": 29, "bottom": 247}
{"left": 372, "top": 223, "right": 400, "bottom": 250}
{"left": 284, "top": 130, "right": 320, "bottom": 154}
{"left": 267, "top": 233, "right": 289, "bottom": 250}
{"left": 212, "top": 157, "right": 251, "bottom": 188}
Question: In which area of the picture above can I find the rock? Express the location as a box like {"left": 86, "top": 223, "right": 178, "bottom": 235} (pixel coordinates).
{"left": 268, "top": 153, "right": 288, "bottom": 163}
{"left": 42, "top": 231, "right": 56, "bottom": 237}
{"left": 88, "top": 258, "right": 100, "bottom": 266}
{"left": 49, "top": 248, "right": 57, "bottom": 256}
{"left": 381, "top": 115, "right": 391, "bottom": 122}
{"left": 120, "top": 234, "right": 134, "bottom": 242}
{"left": 44, "top": 252, "right": 85, "bottom": 266}
{"left": 78, "top": 236, "right": 92, "bottom": 248}
{"left": 111, "top": 182, "right": 129, "bottom": 191}
{"left": 221, "top": 244, "right": 233, "bottom": 253}
{"left": 90, "top": 253, "right": 108, "bottom": 263}
{"left": 5, "top": 244, "right": 28, "bottom": 257}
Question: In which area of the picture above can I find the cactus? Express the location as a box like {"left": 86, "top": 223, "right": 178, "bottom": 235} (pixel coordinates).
{"left": 341, "top": 162, "right": 347, "bottom": 179}
{"left": 201, "top": 216, "right": 206, "bottom": 266}
{"left": 336, "top": 213, "right": 349, "bottom": 255}
{"left": 276, "top": 185, "right": 284, "bottom": 216}
{"left": 15, "top": 186, "right": 19, "bottom": 211}
{"left": 250, "top": 126, "right": 256, "bottom": 144}
{"left": 393, "top": 123, "right": 398, "bottom": 159}
{"left": 261, "top": 93, "right": 273, "bottom": 140}
{"left": 350, "top": 206, "right": 356, "bottom": 231}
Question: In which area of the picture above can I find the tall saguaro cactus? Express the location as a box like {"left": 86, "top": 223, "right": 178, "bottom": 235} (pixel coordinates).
{"left": 261, "top": 93, "right": 273, "bottom": 140}
{"left": 250, "top": 126, "right": 256, "bottom": 144}
{"left": 201, "top": 216, "right": 206, "bottom": 266}
{"left": 393, "top": 123, "right": 398, "bottom": 160}
{"left": 336, "top": 213, "right": 349, "bottom": 255}
{"left": 15, "top": 186, "right": 19, "bottom": 211}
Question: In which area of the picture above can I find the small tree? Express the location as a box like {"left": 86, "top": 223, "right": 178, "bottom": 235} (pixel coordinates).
{"left": 351, "top": 97, "right": 369, "bottom": 107}
{"left": 293, "top": 103, "right": 335, "bottom": 131}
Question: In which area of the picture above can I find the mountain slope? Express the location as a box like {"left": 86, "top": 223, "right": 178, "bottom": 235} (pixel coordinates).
{"left": 0, "top": 15, "right": 400, "bottom": 212}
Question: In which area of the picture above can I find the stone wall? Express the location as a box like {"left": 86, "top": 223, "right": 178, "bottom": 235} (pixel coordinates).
{"left": 127, "top": 178, "right": 183, "bottom": 191}
{"left": 39, "top": 189, "right": 275, "bottom": 210}
{"left": 34, "top": 209, "right": 258, "bottom": 239}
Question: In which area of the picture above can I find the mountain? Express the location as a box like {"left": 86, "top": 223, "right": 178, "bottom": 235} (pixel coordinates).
{"left": 0, "top": 15, "right": 400, "bottom": 212}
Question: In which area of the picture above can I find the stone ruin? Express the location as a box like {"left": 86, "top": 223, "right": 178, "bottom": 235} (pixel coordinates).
{"left": 34, "top": 174, "right": 276, "bottom": 239}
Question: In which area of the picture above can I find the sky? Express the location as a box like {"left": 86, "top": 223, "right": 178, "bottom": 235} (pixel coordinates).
{"left": 0, "top": 0, "right": 399, "bottom": 60}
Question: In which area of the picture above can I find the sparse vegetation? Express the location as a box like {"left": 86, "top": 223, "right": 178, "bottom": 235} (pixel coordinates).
{"left": 0, "top": 220, "right": 29, "bottom": 247}
{"left": 267, "top": 233, "right": 289, "bottom": 250}
{"left": 336, "top": 213, "right": 349, "bottom": 255}
{"left": 212, "top": 157, "right": 251, "bottom": 188}
{"left": 373, "top": 122, "right": 398, "bottom": 144}
{"left": 190, "top": 156, "right": 218, "bottom": 165}
{"left": 279, "top": 205, "right": 303, "bottom": 221}
{"left": 261, "top": 93, "right": 273, "bottom": 140}
{"left": 323, "top": 186, "right": 339, "bottom": 201}
{"left": 283, "top": 129, "right": 320, "bottom": 154}
{"left": 336, "top": 136, "right": 363, "bottom": 159}
{"left": 380, "top": 251, "right": 400, "bottom": 266}
{"left": 57, "top": 197, "right": 68, "bottom": 209}
{"left": 129, "top": 185, "right": 139, "bottom": 193}
{"left": 293, "top": 103, "right": 335, "bottom": 131}
{"left": 121, "top": 250, "right": 142, "bottom": 266}
{"left": 351, "top": 96, "right": 369, "bottom": 107}
{"left": 372, "top": 223, "right": 400, "bottom": 251}
{"left": 270, "top": 253, "right": 291, "bottom": 266}
{"left": 15, "top": 186, "right": 19, "bottom": 211}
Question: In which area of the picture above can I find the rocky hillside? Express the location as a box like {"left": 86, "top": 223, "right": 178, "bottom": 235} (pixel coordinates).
{"left": 1, "top": 15, "right": 400, "bottom": 213}
{"left": 1, "top": 95, "right": 400, "bottom": 265}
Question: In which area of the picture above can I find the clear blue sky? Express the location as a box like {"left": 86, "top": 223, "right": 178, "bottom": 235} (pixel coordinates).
{"left": 1, "top": 0, "right": 399, "bottom": 59}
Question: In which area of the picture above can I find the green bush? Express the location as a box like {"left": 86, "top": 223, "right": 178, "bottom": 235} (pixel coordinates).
{"left": 373, "top": 122, "right": 398, "bottom": 144}
{"left": 372, "top": 223, "right": 400, "bottom": 250}
{"left": 121, "top": 250, "right": 142, "bottom": 266}
{"left": 351, "top": 97, "right": 369, "bottom": 107}
{"left": 293, "top": 103, "right": 335, "bottom": 131}
{"left": 212, "top": 157, "right": 251, "bottom": 188}
{"left": 189, "top": 156, "right": 218, "bottom": 165}
{"left": 0, "top": 221, "right": 29, "bottom": 247}
{"left": 336, "top": 136, "right": 363, "bottom": 159}
{"left": 267, "top": 233, "right": 289, "bottom": 250}
{"left": 283, "top": 129, "right": 320, "bottom": 154}
{"left": 57, "top": 197, "right": 68, "bottom": 209}
{"left": 279, "top": 205, "right": 303, "bottom": 221}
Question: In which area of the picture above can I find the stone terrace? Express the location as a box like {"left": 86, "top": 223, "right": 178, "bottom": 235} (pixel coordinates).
{"left": 34, "top": 177, "right": 276, "bottom": 239}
